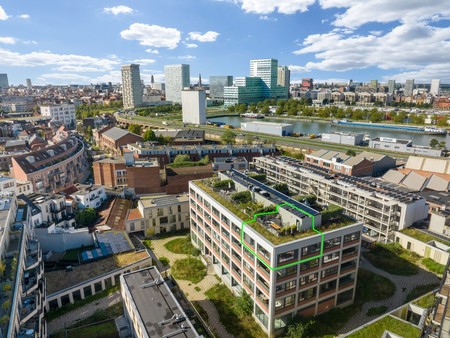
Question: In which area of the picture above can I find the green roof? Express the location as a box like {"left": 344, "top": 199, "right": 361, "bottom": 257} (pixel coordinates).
{"left": 400, "top": 228, "right": 450, "bottom": 247}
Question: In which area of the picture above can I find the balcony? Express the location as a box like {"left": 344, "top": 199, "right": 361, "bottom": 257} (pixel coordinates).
{"left": 20, "top": 294, "right": 38, "bottom": 324}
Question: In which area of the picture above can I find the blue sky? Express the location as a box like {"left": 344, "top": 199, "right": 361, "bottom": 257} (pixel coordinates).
{"left": 1, "top": 0, "right": 450, "bottom": 86}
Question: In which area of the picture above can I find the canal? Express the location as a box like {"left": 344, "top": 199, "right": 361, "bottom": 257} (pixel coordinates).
{"left": 208, "top": 116, "right": 450, "bottom": 147}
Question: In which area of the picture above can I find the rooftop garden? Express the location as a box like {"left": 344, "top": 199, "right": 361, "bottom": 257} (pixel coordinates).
{"left": 347, "top": 315, "right": 421, "bottom": 338}
{"left": 195, "top": 178, "right": 355, "bottom": 245}
{"left": 401, "top": 228, "right": 450, "bottom": 247}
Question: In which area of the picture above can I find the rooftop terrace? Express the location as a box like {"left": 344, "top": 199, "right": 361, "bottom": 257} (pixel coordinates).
{"left": 193, "top": 176, "right": 355, "bottom": 246}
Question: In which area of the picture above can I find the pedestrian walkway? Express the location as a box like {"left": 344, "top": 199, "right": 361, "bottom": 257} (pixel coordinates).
{"left": 47, "top": 290, "right": 122, "bottom": 334}
{"left": 199, "top": 300, "right": 235, "bottom": 338}
{"left": 338, "top": 254, "right": 440, "bottom": 334}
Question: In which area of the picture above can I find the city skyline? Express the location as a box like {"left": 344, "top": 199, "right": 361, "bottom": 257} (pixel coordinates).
{"left": 0, "top": 1, "right": 450, "bottom": 86}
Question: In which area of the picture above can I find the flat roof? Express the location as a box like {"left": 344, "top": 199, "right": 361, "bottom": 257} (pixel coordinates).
{"left": 140, "top": 194, "right": 189, "bottom": 208}
{"left": 122, "top": 267, "right": 199, "bottom": 338}
{"left": 242, "top": 121, "right": 293, "bottom": 127}
{"left": 175, "top": 129, "right": 205, "bottom": 140}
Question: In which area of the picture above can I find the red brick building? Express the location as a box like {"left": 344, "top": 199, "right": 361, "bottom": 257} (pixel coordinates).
{"left": 95, "top": 127, "right": 143, "bottom": 155}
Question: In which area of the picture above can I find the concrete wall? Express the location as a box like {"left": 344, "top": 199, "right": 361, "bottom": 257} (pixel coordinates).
{"left": 395, "top": 231, "right": 450, "bottom": 265}
{"left": 35, "top": 227, "right": 95, "bottom": 253}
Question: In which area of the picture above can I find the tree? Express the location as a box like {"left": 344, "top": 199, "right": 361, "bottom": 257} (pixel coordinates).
{"left": 346, "top": 149, "right": 356, "bottom": 156}
{"left": 75, "top": 208, "right": 98, "bottom": 227}
{"left": 173, "top": 154, "right": 191, "bottom": 163}
{"left": 245, "top": 135, "right": 254, "bottom": 145}
{"left": 235, "top": 290, "right": 253, "bottom": 316}
{"left": 430, "top": 138, "right": 439, "bottom": 148}
{"left": 220, "top": 130, "right": 236, "bottom": 144}
{"left": 143, "top": 129, "right": 157, "bottom": 141}
{"left": 128, "top": 124, "right": 141, "bottom": 135}
{"left": 274, "top": 183, "right": 289, "bottom": 195}
{"left": 284, "top": 321, "right": 314, "bottom": 338}
{"left": 439, "top": 141, "right": 447, "bottom": 149}
{"left": 260, "top": 106, "right": 270, "bottom": 115}
{"left": 0, "top": 260, "right": 5, "bottom": 281}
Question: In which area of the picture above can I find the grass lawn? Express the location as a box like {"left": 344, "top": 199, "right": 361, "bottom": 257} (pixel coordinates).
{"left": 364, "top": 243, "right": 420, "bottom": 275}
{"left": 164, "top": 236, "right": 199, "bottom": 255}
{"left": 414, "top": 292, "right": 436, "bottom": 309}
{"left": 422, "top": 258, "right": 445, "bottom": 274}
{"left": 67, "top": 320, "right": 118, "bottom": 338}
{"left": 171, "top": 258, "right": 206, "bottom": 283}
{"left": 347, "top": 315, "right": 421, "bottom": 338}
{"left": 205, "top": 284, "right": 266, "bottom": 338}
{"left": 292, "top": 269, "right": 395, "bottom": 337}
{"left": 406, "top": 283, "right": 439, "bottom": 303}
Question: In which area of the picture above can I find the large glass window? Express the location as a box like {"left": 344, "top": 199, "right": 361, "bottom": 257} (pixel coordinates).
{"left": 344, "top": 231, "right": 360, "bottom": 243}
{"left": 278, "top": 249, "right": 298, "bottom": 264}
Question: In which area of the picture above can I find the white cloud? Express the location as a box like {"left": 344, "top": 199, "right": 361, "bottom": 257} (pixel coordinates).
{"left": 0, "top": 37, "right": 16, "bottom": 45}
{"left": 145, "top": 48, "right": 159, "bottom": 54}
{"left": 177, "top": 55, "right": 196, "bottom": 60}
{"left": 104, "top": 5, "right": 134, "bottom": 15}
{"left": 188, "top": 31, "right": 220, "bottom": 42}
{"left": 0, "top": 6, "right": 8, "bottom": 20}
{"left": 221, "top": 0, "right": 315, "bottom": 14}
{"left": 259, "top": 15, "right": 277, "bottom": 21}
{"left": 185, "top": 43, "right": 198, "bottom": 48}
{"left": 18, "top": 14, "right": 30, "bottom": 20}
{"left": 293, "top": 22, "right": 450, "bottom": 81}
{"left": 54, "top": 65, "right": 104, "bottom": 72}
{"left": 319, "top": 0, "right": 450, "bottom": 28}
{"left": 288, "top": 65, "right": 310, "bottom": 73}
{"left": 38, "top": 73, "right": 91, "bottom": 83}
{"left": 130, "top": 58, "right": 156, "bottom": 65}
{"left": 22, "top": 40, "right": 38, "bottom": 45}
{"left": 120, "top": 23, "right": 181, "bottom": 49}
{"left": 0, "top": 48, "right": 120, "bottom": 71}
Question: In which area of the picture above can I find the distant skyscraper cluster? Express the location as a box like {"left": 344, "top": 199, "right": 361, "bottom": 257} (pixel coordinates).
{"left": 164, "top": 64, "right": 190, "bottom": 104}
{"left": 121, "top": 64, "right": 143, "bottom": 109}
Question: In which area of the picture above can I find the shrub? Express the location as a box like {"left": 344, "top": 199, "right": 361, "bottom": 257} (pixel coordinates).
{"left": 231, "top": 191, "right": 252, "bottom": 204}
{"left": 274, "top": 183, "right": 289, "bottom": 195}
{"left": 248, "top": 173, "right": 266, "bottom": 182}
{"left": 422, "top": 258, "right": 445, "bottom": 274}
{"left": 159, "top": 257, "right": 170, "bottom": 267}
{"left": 172, "top": 258, "right": 206, "bottom": 283}
{"left": 213, "top": 179, "right": 235, "bottom": 190}
{"left": 321, "top": 204, "right": 344, "bottom": 223}
{"left": 173, "top": 154, "right": 191, "bottom": 163}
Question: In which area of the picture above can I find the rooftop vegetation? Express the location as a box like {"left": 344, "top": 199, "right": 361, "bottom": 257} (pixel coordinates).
{"left": 401, "top": 228, "right": 450, "bottom": 247}
{"left": 194, "top": 179, "right": 355, "bottom": 245}
{"left": 347, "top": 315, "right": 421, "bottom": 338}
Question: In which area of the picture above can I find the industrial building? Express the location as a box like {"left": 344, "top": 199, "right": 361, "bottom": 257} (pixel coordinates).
{"left": 241, "top": 121, "right": 294, "bottom": 137}
{"left": 321, "top": 132, "right": 364, "bottom": 146}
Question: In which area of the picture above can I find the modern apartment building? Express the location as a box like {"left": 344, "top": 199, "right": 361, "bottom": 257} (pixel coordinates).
{"left": 189, "top": 170, "right": 362, "bottom": 335}
{"left": 181, "top": 89, "right": 206, "bottom": 125}
{"left": 209, "top": 76, "right": 233, "bottom": 100}
{"left": 40, "top": 104, "right": 76, "bottom": 127}
{"left": 164, "top": 64, "right": 190, "bottom": 104}
{"left": 253, "top": 156, "right": 428, "bottom": 241}
{"left": 120, "top": 267, "right": 200, "bottom": 338}
{"left": 404, "top": 79, "right": 415, "bottom": 97}
{"left": 125, "top": 194, "right": 189, "bottom": 235}
{"left": 224, "top": 59, "right": 288, "bottom": 107}
{"left": 127, "top": 143, "right": 279, "bottom": 167}
{"left": 430, "top": 79, "right": 441, "bottom": 96}
{"left": 277, "top": 66, "right": 290, "bottom": 88}
{"left": 0, "top": 73, "right": 9, "bottom": 89}
{"left": 121, "top": 64, "right": 143, "bottom": 109}
{"left": 0, "top": 194, "right": 47, "bottom": 338}
{"left": 11, "top": 136, "right": 88, "bottom": 194}
{"left": 387, "top": 80, "right": 396, "bottom": 95}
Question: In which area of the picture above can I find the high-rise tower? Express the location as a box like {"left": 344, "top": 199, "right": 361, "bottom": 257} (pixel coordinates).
{"left": 277, "top": 66, "right": 290, "bottom": 87}
{"left": 0, "top": 74, "right": 9, "bottom": 89}
{"left": 164, "top": 64, "right": 190, "bottom": 104}
{"left": 121, "top": 64, "right": 143, "bottom": 109}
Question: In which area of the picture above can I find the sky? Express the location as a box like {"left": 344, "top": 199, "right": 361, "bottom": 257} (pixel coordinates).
{"left": 1, "top": 0, "right": 450, "bottom": 86}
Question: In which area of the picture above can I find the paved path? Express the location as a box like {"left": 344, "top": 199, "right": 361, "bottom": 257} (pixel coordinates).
{"left": 47, "top": 290, "right": 122, "bottom": 334}
{"left": 199, "top": 300, "right": 235, "bottom": 338}
{"left": 338, "top": 253, "right": 440, "bottom": 334}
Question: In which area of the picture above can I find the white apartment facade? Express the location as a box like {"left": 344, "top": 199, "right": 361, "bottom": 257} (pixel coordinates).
{"left": 40, "top": 104, "right": 76, "bottom": 127}
{"left": 121, "top": 64, "right": 143, "bottom": 109}
{"left": 253, "top": 156, "right": 428, "bottom": 241}
{"left": 164, "top": 64, "right": 190, "bottom": 104}
{"left": 181, "top": 89, "right": 206, "bottom": 125}
{"left": 125, "top": 194, "right": 190, "bottom": 236}
{"left": 189, "top": 171, "right": 362, "bottom": 335}
{"left": 70, "top": 184, "right": 107, "bottom": 209}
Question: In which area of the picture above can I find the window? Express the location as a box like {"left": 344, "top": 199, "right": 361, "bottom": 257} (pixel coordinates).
{"left": 276, "top": 280, "right": 296, "bottom": 294}
{"left": 344, "top": 231, "right": 360, "bottom": 243}
{"left": 298, "top": 287, "right": 316, "bottom": 302}
{"left": 130, "top": 223, "right": 135, "bottom": 231}
{"left": 323, "top": 252, "right": 340, "bottom": 264}
{"left": 300, "top": 258, "right": 319, "bottom": 271}
{"left": 302, "top": 243, "right": 320, "bottom": 256}
{"left": 320, "top": 280, "right": 337, "bottom": 295}
{"left": 321, "top": 266, "right": 338, "bottom": 278}
{"left": 160, "top": 216, "right": 168, "bottom": 225}
{"left": 278, "top": 250, "right": 298, "bottom": 264}
{"left": 300, "top": 272, "right": 318, "bottom": 285}
{"left": 275, "top": 295, "right": 295, "bottom": 309}
{"left": 277, "top": 265, "right": 297, "bottom": 280}
{"left": 324, "top": 237, "right": 341, "bottom": 249}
